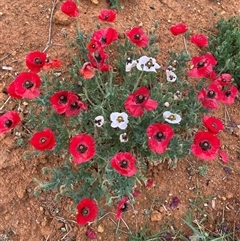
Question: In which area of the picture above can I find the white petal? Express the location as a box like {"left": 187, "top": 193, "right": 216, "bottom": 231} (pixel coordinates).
{"left": 119, "top": 122, "right": 128, "bottom": 130}
{"left": 111, "top": 121, "right": 119, "bottom": 128}
{"left": 163, "top": 111, "right": 172, "bottom": 118}
{"left": 110, "top": 112, "right": 119, "bottom": 121}
{"left": 166, "top": 70, "right": 177, "bottom": 82}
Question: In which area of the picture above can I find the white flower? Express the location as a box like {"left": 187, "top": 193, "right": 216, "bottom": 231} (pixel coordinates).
{"left": 163, "top": 111, "right": 182, "bottom": 124}
{"left": 110, "top": 112, "right": 129, "bottom": 130}
{"left": 166, "top": 67, "right": 177, "bottom": 82}
{"left": 125, "top": 57, "right": 137, "bottom": 72}
{"left": 94, "top": 115, "right": 104, "bottom": 127}
{"left": 136, "top": 56, "right": 161, "bottom": 72}
{"left": 119, "top": 133, "right": 128, "bottom": 143}
{"left": 173, "top": 91, "right": 182, "bottom": 100}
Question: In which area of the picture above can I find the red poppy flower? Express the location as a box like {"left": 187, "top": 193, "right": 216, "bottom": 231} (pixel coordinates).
{"left": 98, "top": 9, "right": 116, "bottom": 22}
{"left": 86, "top": 40, "right": 100, "bottom": 52}
{"left": 76, "top": 198, "right": 98, "bottom": 226}
{"left": 214, "top": 73, "right": 232, "bottom": 86}
{"left": 190, "top": 34, "right": 208, "bottom": 47}
{"left": 65, "top": 93, "right": 88, "bottom": 117}
{"left": 7, "top": 72, "right": 41, "bottom": 99}
{"left": 69, "top": 133, "right": 95, "bottom": 164}
{"left": 30, "top": 128, "right": 56, "bottom": 151}
{"left": 43, "top": 59, "right": 62, "bottom": 70}
{"left": 61, "top": 0, "right": 79, "bottom": 17}
{"left": 191, "top": 131, "right": 220, "bottom": 160}
{"left": 91, "top": 28, "right": 118, "bottom": 47}
{"left": 0, "top": 111, "right": 21, "bottom": 134}
{"left": 126, "top": 27, "right": 149, "bottom": 47}
{"left": 124, "top": 86, "right": 158, "bottom": 117}
{"left": 170, "top": 23, "right": 188, "bottom": 36}
{"left": 26, "top": 51, "right": 47, "bottom": 73}
{"left": 219, "top": 84, "right": 239, "bottom": 104}
{"left": 202, "top": 116, "right": 224, "bottom": 134}
{"left": 116, "top": 196, "right": 129, "bottom": 220}
{"left": 79, "top": 62, "right": 95, "bottom": 79}
{"left": 197, "top": 83, "right": 224, "bottom": 110}
{"left": 188, "top": 54, "right": 217, "bottom": 79}
{"left": 146, "top": 123, "right": 174, "bottom": 154}
{"left": 110, "top": 152, "right": 137, "bottom": 177}
{"left": 50, "top": 90, "right": 71, "bottom": 114}
{"left": 88, "top": 47, "right": 110, "bottom": 72}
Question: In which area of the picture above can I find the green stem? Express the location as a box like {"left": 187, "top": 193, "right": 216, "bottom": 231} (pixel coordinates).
{"left": 133, "top": 71, "right": 144, "bottom": 92}
{"left": 83, "top": 87, "right": 95, "bottom": 106}
{"left": 95, "top": 72, "right": 105, "bottom": 96}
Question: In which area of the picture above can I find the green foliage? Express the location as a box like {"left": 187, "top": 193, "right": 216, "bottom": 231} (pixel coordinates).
{"left": 25, "top": 24, "right": 209, "bottom": 206}
{"left": 209, "top": 16, "right": 240, "bottom": 87}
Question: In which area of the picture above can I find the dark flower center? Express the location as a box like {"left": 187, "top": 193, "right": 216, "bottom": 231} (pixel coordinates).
{"left": 121, "top": 133, "right": 128, "bottom": 140}
{"left": 94, "top": 119, "right": 102, "bottom": 125}
{"left": 23, "top": 80, "right": 34, "bottom": 89}
{"left": 40, "top": 137, "right": 46, "bottom": 143}
{"left": 153, "top": 132, "right": 166, "bottom": 142}
{"left": 104, "top": 15, "right": 109, "bottom": 20}
{"left": 81, "top": 207, "right": 89, "bottom": 216}
{"left": 169, "top": 75, "right": 175, "bottom": 81}
{"left": 225, "top": 91, "right": 231, "bottom": 97}
{"left": 91, "top": 44, "right": 96, "bottom": 49}
{"left": 133, "top": 34, "right": 141, "bottom": 40}
{"left": 94, "top": 53, "right": 102, "bottom": 63}
{"left": 145, "top": 59, "right": 154, "bottom": 69}
{"left": 196, "top": 60, "right": 207, "bottom": 68}
{"left": 199, "top": 141, "right": 211, "bottom": 151}
{"left": 120, "top": 202, "right": 128, "bottom": 212}
{"left": 59, "top": 95, "right": 68, "bottom": 104}
{"left": 101, "top": 36, "right": 107, "bottom": 44}
{"left": 4, "top": 119, "right": 13, "bottom": 128}
{"left": 207, "top": 90, "right": 216, "bottom": 98}
{"left": 70, "top": 102, "right": 80, "bottom": 110}
{"left": 126, "top": 57, "right": 132, "bottom": 64}
{"left": 34, "top": 57, "right": 43, "bottom": 65}
{"left": 119, "top": 159, "right": 129, "bottom": 169}
{"left": 135, "top": 94, "right": 145, "bottom": 104}
{"left": 77, "top": 144, "right": 88, "bottom": 154}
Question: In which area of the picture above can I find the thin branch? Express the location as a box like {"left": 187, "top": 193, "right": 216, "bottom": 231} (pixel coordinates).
{"left": 183, "top": 35, "right": 190, "bottom": 56}
{"left": 43, "top": 0, "right": 60, "bottom": 52}
{"left": 0, "top": 96, "right": 11, "bottom": 111}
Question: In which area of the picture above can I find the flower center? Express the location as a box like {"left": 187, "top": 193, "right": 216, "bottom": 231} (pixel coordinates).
{"left": 104, "top": 14, "right": 109, "bottom": 20}
{"left": 34, "top": 57, "right": 43, "bottom": 65}
{"left": 23, "top": 80, "right": 34, "bottom": 89}
{"left": 59, "top": 95, "right": 68, "bottom": 104}
{"left": 136, "top": 94, "right": 145, "bottom": 104}
{"left": 120, "top": 202, "right": 128, "bottom": 212}
{"left": 40, "top": 137, "right": 46, "bottom": 143}
{"left": 119, "top": 159, "right": 129, "bottom": 168}
{"left": 225, "top": 90, "right": 231, "bottom": 97}
{"left": 133, "top": 34, "right": 141, "bottom": 40}
{"left": 70, "top": 102, "right": 80, "bottom": 110}
{"left": 101, "top": 36, "right": 107, "bottom": 44}
{"left": 145, "top": 59, "right": 154, "bottom": 69}
{"left": 169, "top": 75, "right": 175, "bottom": 81}
{"left": 4, "top": 119, "right": 13, "bottom": 128}
{"left": 153, "top": 132, "right": 166, "bottom": 142}
{"left": 77, "top": 144, "right": 88, "bottom": 154}
{"left": 117, "top": 116, "right": 124, "bottom": 123}
{"left": 81, "top": 207, "right": 89, "bottom": 216}
{"left": 199, "top": 141, "right": 211, "bottom": 151}
{"left": 94, "top": 53, "right": 102, "bottom": 63}
{"left": 168, "top": 115, "right": 176, "bottom": 121}
{"left": 207, "top": 90, "right": 216, "bottom": 98}
{"left": 196, "top": 60, "right": 207, "bottom": 68}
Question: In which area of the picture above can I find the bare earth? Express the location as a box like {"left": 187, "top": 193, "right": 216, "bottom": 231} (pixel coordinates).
{"left": 0, "top": 0, "right": 240, "bottom": 240}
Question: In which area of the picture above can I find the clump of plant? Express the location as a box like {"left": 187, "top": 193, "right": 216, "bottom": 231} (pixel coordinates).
{"left": 209, "top": 16, "right": 240, "bottom": 88}
{"left": 1, "top": 2, "right": 238, "bottom": 235}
